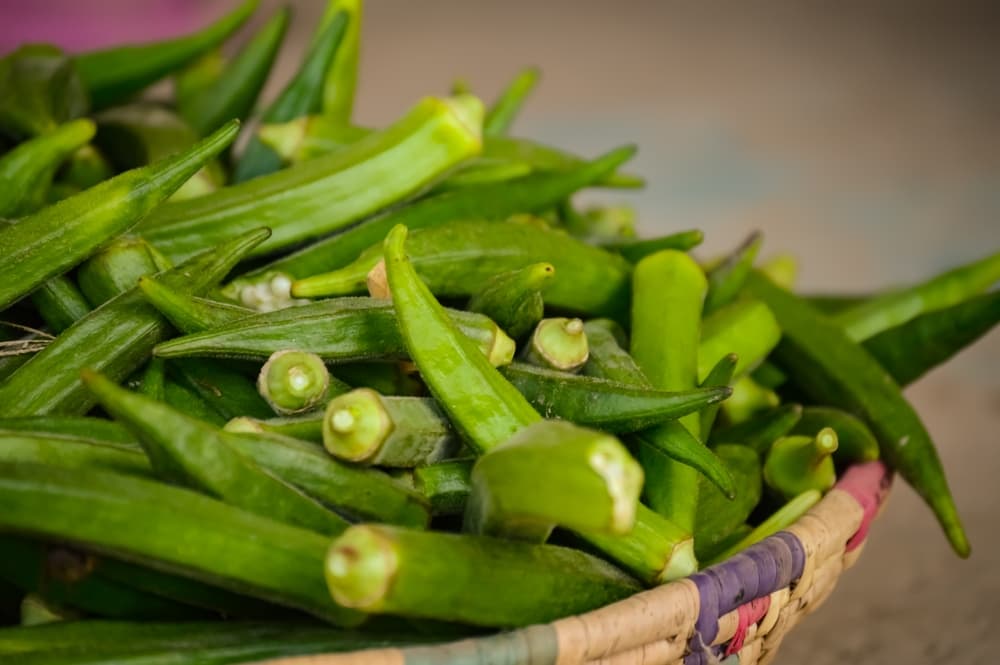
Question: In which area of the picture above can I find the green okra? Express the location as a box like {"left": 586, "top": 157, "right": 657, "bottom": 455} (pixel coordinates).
{"left": 703, "top": 231, "right": 763, "bottom": 315}
{"left": 693, "top": 444, "right": 762, "bottom": 562}
{"left": 806, "top": 293, "right": 870, "bottom": 314}
{"left": 83, "top": 370, "right": 349, "bottom": 537}
{"left": 29, "top": 277, "right": 91, "bottom": 334}
{"left": 630, "top": 250, "right": 707, "bottom": 530}
{"left": 322, "top": 389, "right": 456, "bottom": 467}
{"left": 174, "top": 49, "right": 225, "bottom": 116}
{"left": 76, "top": 236, "right": 171, "bottom": 306}
{"left": 169, "top": 358, "right": 274, "bottom": 421}
{"left": 792, "top": 407, "right": 880, "bottom": 464}
{"left": 0, "top": 537, "right": 199, "bottom": 621}
{"left": 293, "top": 219, "right": 634, "bottom": 321}
{"left": 697, "top": 299, "right": 781, "bottom": 382}
{"left": 318, "top": 0, "right": 363, "bottom": 122}
{"left": 178, "top": 7, "right": 290, "bottom": 137}
{"left": 721, "top": 376, "right": 780, "bottom": 425}
{"left": 763, "top": 429, "right": 839, "bottom": 501}
{"left": 709, "top": 403, "right": 803, "bottom": 456}
{"left": 834, "top": 248, "right": 1000, "bottom": 341}
{"left": 863, "top": 291, "right": 1000, "bottom": 386}
{"left": 699, "top": 353, "right": 738, "bottom": 440}
{"left": 583, "top": 320, "right": 735, "bottom": 497}
{"left": 382, "top": 224, "right": 541, "bottom": 453}
{"left": 521, "top": 317, "right": 590, "bottom": 372}
{"left": 484, "top": 66, "right": 540, "bottom": 136}
{"left": 0, "top": 416, "right": 135, "bottom": 445}
{"left": 467, "top": 262, "right": 554, "bottom": 339}
{"left": 750, "top": 360, "right": 787, "bottom": 389}
{"left": 225, "top": 430, "right": 430, "bottom": 528}
{"left": 0, "top": 45, "right": 88, "bottom": 139}
{"left": 748, "top": 270, "right": 969, "bottom": 556}
{"left": 94, "top": 104, "right": 225, "bottom": 200}
{"left": 0, "top": 119, "right": 95, "bottom": 216}
{"left": 73, "top": 0, "right": 259, "bottom": 109}
{"left": 705, "top": 490, "right": 822, "bottom": 566}
{"left": 500, "top": 361, "right": 731, "bottom": 434}
{"left": 758, "top": 253, "right": 798, "bottom": 289}
{"left": 435, "top": 160, "right": 532, "bottom": 190}
{"left": 60, "top": 144, "right": 113, "bottom": 191}
{"left": 258, "top": 350, "right": 331, "bottom": 415}
{"left": 324, "top": 524, "right": 640, "bottom": 627}
{"left": 464, "top": 420, "right": 642, "bottom": 541}
{"left": 142, "top": 96, "right": 483, "bottom": 262}
{"left": 153, "top": 297, "right": 515, "bottom": 367}
{"left": 413, "top": 459, "right": 475, "bottom": 516}
{"left": 138, "top": 358, "right": 166, "bottom": 401}
{"left": 560, "top": 203, "right": 637, "bottom": 240}
{"left": 164, "top": 379, "right": 227, "bottom": 426}
{"left": 0, "top": 228, "right": 268, "bottom": 416}
{"left": 600, "top": 230, "right": 705, "bottom": 263}
{"left": 0, "top": 120, "right": 239, "bottom": 311}
{"left": 0, "top": 427, "right": 150, "bottom": 479}
{"left": 138, "top": 276, "right": 253, "bottom": 334}
{"left": 233, "top": 11, "right": 349, "bottom": 182}
{"left": 0, "top": 462, "right": 363, "bottom": 625}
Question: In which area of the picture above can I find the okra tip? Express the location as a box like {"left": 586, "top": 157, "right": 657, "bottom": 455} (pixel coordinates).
{"left": 325, "top": 525, "right": 398, "bottom": 610}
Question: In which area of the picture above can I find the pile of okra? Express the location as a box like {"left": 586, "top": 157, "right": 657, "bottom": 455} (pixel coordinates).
{"left": 1, "top": 0, "right": 997, "bottom": 660}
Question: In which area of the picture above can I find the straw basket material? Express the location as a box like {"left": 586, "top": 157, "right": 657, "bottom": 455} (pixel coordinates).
{"left": 258, "top": 461, "right": 891, "bottom": 665}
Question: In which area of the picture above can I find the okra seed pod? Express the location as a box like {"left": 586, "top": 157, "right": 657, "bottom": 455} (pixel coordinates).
{"left": 523, "top": 317, "right": 589, "bottom": 372}
{"left": 258, "top": 350, "right": 331, "bottom": 415}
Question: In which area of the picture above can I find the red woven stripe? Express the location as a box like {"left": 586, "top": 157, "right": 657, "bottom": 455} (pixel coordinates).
{"left": 724, "top": 595, "right": 771, "bottom": 657}
{"left": 834, "top": 461, "right": 891, "bottom": 552}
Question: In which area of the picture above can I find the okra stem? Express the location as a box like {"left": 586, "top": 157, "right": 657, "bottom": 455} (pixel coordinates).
{"left": 258, "top": 350, "right": 331, "bottom": 415}
{"left": 522, "top": 317, "right": 589, "bottom": 372}
{"left": 763, "top": 429, "right": 839, "bottom": 500}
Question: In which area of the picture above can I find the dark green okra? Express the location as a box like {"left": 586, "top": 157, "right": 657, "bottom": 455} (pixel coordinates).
{"left": 234, "top": 146, "right": 635, "bottom": 298}
{"left": 748, "top": 270, "right": 970, "bottom": 556}
{"left": 0, "top": 416, "right": 136, "bottom": 445}
{"left": 0, "top": 426, "right": 151, "bottom": 478}
{"left": 322, "top": 389, "right": 456, "bottom": 467}
{"left": 233, "top": 11, "right": 348, "bottom": 182}
{"left": 467, "top": 262, "right": 554, "bottom": 338}
{"left": 693, "top": 444, "right": 762, "bottom": 562}
{"left": 484, "top": 66, "right": 540, "bottom": 135}
{"left": 0, "top": 44, "right": 88, "bottom": 138}
{"left": 170, "top": 359, "right": 274, "bottom": 421}
{"left": 0, "top": 119, "right": 95, "bottom": 216}
{"left": 142, "top": 96, "right": 482, "bottom": 262}
{"left": 138, "top": 276, "right": 253, "bottom": 334}
{"left": 83, "top": 370, "right": 349, "bottom": 537}
{"left": 0, "top": 462, "right": 363, "bottom": 625}
{"left": 30, "top": 278, "right": 91, "bottom": 334}
{"left": 600, "top": 230, "right": 705, "bottom": 263}
{"left": 699, "top": 353, "right": 738, "bottom": 440}
{"left": 0, "top": 120, "right": 238, "bottom": 311}
{"left": 318, "top": 0, "right": 362, "bottom": 121}
{"left": 324, "top": 524, "right": 640, "bottom": 627}
{"left": 792, "top": 407, "right": 880, "bottom": 465}
{"left": 153, "top": 297, "right": 515, "bottom": 367}
{"left": 73, "top": 0, "right": 259, "bottom": 109}
{"left": 703, "top": 231, "right": 762, "bottom": 315}
{"left": 177, "top": 7, "right": 289, "bottom": 137}
{"left": 293, "top": 219, "right": 634, "bottom": 321}
{"left": 413, "top": 459, "right": 475, "bottom": 516}
{"left": 76, "top": 236, "right": 171, "bottom": 306}
{"left": 164, "top": 379, "right": 227, "bottom": 426}
{"left": 0, "top": 228, "right": 268, "bottom": 416}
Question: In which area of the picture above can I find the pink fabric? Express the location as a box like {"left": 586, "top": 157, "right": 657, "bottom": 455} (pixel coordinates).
{"left": 834, "top": 461, "right": 892, "bottom": 552}
{"left": 724, "top": 595, "right": 771, "bottom": 657}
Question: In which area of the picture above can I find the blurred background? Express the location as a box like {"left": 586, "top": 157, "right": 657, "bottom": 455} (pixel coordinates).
{"left": 4, "top": 1, "right": 999, "bottom": 661}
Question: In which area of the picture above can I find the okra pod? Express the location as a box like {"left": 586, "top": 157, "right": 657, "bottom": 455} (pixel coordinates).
{"left": 138, "top": 358, "right": 166, "bottom": 401}
{"left": 483, "top": 66, "right": 540, "bottom": 135}
{"left": 163, "top": 379, "right": 227, "bottom": 426}
{"left": 76, "top": 237, "right": 170, "bottom": 306}
{"left": 693, "top": 444, "right": 762, "bottom": 562}
{"left": 0, "top": 44, "right": 88, "bottom": 138}
{"left": 709, "top": 403, "right": 803, "bottom": 456}
{"left": 29, "top": 277, "right": 91, "bottom": 333}
{"left": 178, "top": 8, "right": 290, "bottom": 137}
{"left": 747, "top": 270, "right": 969, "bottom": 556}
{"left": 294, "top": 219, "right": 634, "bottom": 320}
{"left": 60, "top": 144, "right": 114, "bottom": 191}
{"left": 323, "top": 389, "right": 456, "bottom": 467}
{"left": 699, "top": 353, "right": 738, "bottom": 440}
{"left": 233, "top": 11, "right": 348, "bottom": 182}
{"left": 154, "top": 297, "right": 514, "bottom": 367}
{"left": 561, "top": 203, "right": 637, "bottom": 239}
{"left": 0, "top": 120, "right": 239, "bottom": 311}
{"left": 835, "top": 248, "right": 1000, "bottom": 341}
{"left": 500, "top": 361, "right": 731, "bottom": 434}
{"left": 600, "top": 229, "right": 705, "bottom": 263}
{"left": 0, "top": 228, "right": 268, "bottom": 416}
{"left": 792, "top": 407, "right": 880, "bottom": 464}
{"left": 467, "top": 262, "right": 553, "bottom": 339}
{"left": 169, "top": 358, "right": 274, "bottom": 421}
{"left": 522, "top": 317, "right": 589, "bottom": 372}
{"left": 258, "top": 350, "right": 331, "bottom": 415}
{"left": 318, "top": 0, "right": 362, "bottom": 122}
{"left": 382, "top": 225, "right": 541, "bottom": 452}
{"left": 324, "top": 524, "right": 640, "bottom": 627}
{"left": 721, "top": 376, "right": 780, "bottom": 425}
{"left": 703, "top": 231, "right": 762, "bottom": 315}
{"left": 0, "top": 416, "right": 136, "bottom": 446}
{"left": 762, "top": 429, "right": 839, "bottom": 500}
{"left": 705, "top": 490, "right": 822, "bottom": 566}
{"left": 142, "top": 96, "right": 482, "bottom": 262}
{"left": 83, "top": 370, "right": 349, "bottom": 537}
{"left": 697, "top": 298, "right": 781, "bottom": 382}
{"left": 0, "top": 462, "right": 363, "bottom": 625}
{"left": 138, "top": 277, "right": 252, "bottom": 334}
{"left": 464, "top": 420, "right": 642, "bottom": 540}
{"left": 413, "top": 459, "right": 474, "bottom": 516}
{"left": 630, "top": 250, "right": 707, "bottom": 529}
{"left": 0, "top": 428, "right": 150, "bottom": 478}
{"left": 758, "top": 253, "right": 798, "bottom": 289}
{"left": 73, "top": 0, "right": 259, "bottom": 109}
{"left": 0, "top": 119, "right": 95, "bottom": 216}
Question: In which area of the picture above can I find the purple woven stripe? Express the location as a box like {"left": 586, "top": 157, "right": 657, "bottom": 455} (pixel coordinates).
{"left": 688, "top": 532, "right": 807, "bottom": 653}
{"left": 683, "top": 640, "right": 725, "bottom": 665}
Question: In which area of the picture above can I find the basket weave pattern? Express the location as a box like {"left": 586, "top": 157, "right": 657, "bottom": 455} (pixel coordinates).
{"left": 261, "top": 461, "right": 891, "bottom": 665}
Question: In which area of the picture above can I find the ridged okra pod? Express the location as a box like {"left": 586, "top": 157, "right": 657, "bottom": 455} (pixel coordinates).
{"left": 0, "top": 119, "right": 95, "bottom": 216}
{"left": 467, "top": 262, "right": 553, "bottom": 339}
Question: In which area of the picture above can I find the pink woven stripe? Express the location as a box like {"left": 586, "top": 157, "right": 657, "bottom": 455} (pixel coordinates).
{"left": 834, "top": 461, "right": 892, "bottom": 552}
{"left": 724, "top": 596, "right": 770, "bottom": 657}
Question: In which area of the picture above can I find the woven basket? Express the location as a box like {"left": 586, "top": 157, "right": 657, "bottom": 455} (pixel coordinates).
{"left": 259, "top": 461, "right": 892, "bottom": 665}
